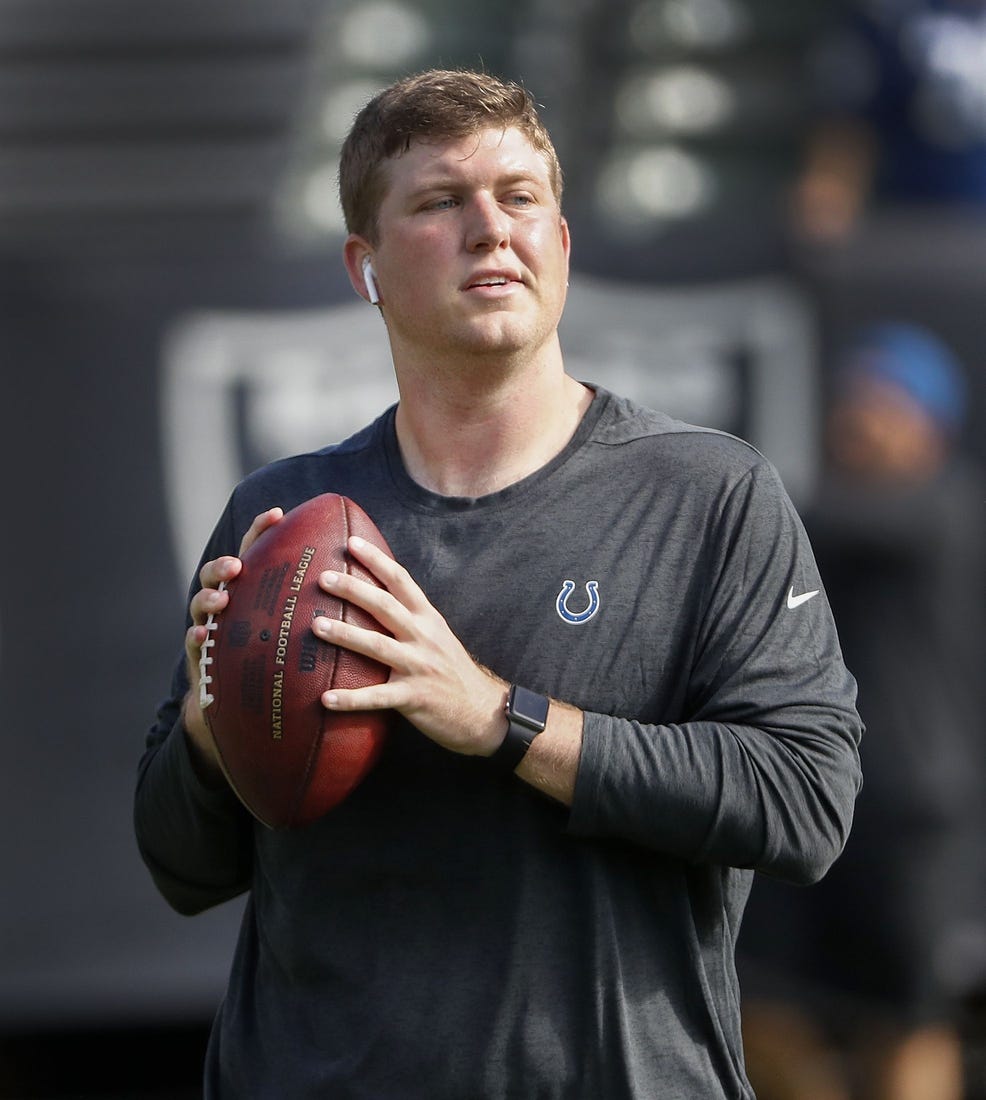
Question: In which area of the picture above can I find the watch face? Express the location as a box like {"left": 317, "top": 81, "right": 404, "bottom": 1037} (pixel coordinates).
{"left": 509, "top": 685, "right": 550, "bottom": 731}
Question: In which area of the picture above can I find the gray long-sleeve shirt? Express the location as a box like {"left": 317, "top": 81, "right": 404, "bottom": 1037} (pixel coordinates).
{"left": 135, "top": 388, "right": 862, "bottom": 1099}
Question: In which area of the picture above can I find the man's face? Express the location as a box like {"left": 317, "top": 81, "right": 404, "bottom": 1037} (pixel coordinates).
{"left": 363, "top": 125, "right": 570, "bottom": 363}
{"left": 828, "top": 376, "right": 944, "bottom": 482}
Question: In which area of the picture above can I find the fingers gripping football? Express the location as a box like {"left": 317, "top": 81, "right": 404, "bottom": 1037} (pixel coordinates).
{"left": 315, "top": 536, "right": 507, "bottom": 757}
{"left": 185, "top": 509, "right": 284, "bottom": 708}
{"left": 181, "top": 509, "right": 284, "bottom": 773}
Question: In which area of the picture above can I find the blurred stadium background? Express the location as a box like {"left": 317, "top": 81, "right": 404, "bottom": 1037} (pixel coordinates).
{"left": 2, "top": 0, "right": 985, "bottom": 1096}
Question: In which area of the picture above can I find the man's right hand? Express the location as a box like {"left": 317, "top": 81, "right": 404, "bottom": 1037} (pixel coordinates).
{"left": 181, "top": 507, "right": 284, "bottom": 782}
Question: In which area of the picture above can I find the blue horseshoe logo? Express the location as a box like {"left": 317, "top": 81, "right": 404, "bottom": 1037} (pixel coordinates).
{"left": 556, "top": 580, "right": 600, "bottom": 624}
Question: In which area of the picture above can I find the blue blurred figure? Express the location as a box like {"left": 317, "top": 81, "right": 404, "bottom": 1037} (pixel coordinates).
{"left": 793, "top": 0, "right": 986, "bottom": 241}
{"left": 740, "top": 322, "right": 986, "bottom": 1100}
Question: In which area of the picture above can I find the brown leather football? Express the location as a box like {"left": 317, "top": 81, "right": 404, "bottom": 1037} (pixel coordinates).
{"left": 200, "top": 493, "right": 392, "bottom": 828}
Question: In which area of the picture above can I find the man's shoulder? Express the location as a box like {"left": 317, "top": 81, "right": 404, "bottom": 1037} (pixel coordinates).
{"left": 228, "top": 410, "right": 392, "bottom": 519}
{"left": 590, "top": 388, "right": 768, "bottom": 475}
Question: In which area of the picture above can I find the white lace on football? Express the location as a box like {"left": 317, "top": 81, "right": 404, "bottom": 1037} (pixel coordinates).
{"left": 198, "top": 580, "right": 226, "bottom": 709}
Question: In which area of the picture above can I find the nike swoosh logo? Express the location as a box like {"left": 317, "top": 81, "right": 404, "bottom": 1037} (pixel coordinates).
{"left": 787, "top": 586, "right": 820, "bottom": 610}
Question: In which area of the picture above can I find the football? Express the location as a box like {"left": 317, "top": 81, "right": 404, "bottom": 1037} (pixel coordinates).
{"left": 199, "top": 493, "right": 393, "bottom": 828}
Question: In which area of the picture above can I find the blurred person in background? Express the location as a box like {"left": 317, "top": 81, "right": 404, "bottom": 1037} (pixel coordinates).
{"left": 740, "top": 322, "right": 986, "bottom": 1100}
{"left": 792, "top": 0, "right": 986, "bottom": 242}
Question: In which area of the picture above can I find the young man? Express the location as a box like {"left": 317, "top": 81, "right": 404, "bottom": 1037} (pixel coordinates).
{"left": 136, "top": 70, "right": 863, "bottom": 1098}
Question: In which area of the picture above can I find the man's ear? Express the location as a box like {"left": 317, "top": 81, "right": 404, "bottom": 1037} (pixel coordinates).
{"left": 560, "top": 216, "right": 572, "bottom": 284}
{"left": 343, "top": 235, "right": 380, "bottom": 305}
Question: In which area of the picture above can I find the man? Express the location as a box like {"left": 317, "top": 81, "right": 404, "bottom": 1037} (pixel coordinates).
{"left": 136, "top": 69, "right": 862, "bottom": 1099}
{"left": 740, "top": 323, "right": 985, "bottom": 1100}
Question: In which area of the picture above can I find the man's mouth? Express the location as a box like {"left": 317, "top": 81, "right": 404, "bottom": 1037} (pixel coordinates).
{"left": 465, "top": 271, "right": 518, "bottom": 290}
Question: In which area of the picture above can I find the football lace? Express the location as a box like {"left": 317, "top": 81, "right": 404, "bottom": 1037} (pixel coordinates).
{"left": 198, "top": 580, "right": 226, "bottom": 709}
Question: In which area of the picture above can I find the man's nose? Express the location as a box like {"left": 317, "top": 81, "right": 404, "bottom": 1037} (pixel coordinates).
{"left": 465, "top": 192, "right": 509, "bottom": 251}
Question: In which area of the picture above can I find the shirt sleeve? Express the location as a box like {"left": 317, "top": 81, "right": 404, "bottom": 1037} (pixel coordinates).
{"left": 567, "top": 461, "right": 863, "bottom": 885}
{"left": 133, "top": 500, "right": 256, "bottom": 915}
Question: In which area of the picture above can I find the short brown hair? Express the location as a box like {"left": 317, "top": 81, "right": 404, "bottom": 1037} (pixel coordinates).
{"left": 338, "top": 69, "right": 563, "bottom": 243}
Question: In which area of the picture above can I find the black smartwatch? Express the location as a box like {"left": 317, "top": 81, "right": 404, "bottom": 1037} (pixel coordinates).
{"left": 489, "top": 684, "right": 550, "bottom": 773}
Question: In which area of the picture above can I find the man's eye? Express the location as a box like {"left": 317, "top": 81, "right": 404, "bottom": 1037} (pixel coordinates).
{"left": 426, "top": 197, "right": 457, "bottom": 211}
{"left": 505, "top": 193, "right": 535, "bottom": 207}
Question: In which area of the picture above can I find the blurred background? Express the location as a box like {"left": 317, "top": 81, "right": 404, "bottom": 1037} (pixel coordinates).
{"left": 2, "top": 0, "right": 986, "bottom": 1096}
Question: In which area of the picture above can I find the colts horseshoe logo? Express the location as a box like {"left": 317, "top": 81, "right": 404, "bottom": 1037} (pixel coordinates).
{"left": 556, "top": 580, "right": 600, "bottom": 624}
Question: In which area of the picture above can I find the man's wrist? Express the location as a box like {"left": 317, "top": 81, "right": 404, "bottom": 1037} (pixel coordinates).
{"left": 488, "top": 685, "right": 550, "bottom": 773}
{"left": 180, "top": 694, "right": 227, "bottom": 787}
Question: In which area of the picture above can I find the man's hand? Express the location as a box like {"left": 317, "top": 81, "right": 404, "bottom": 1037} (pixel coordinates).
{"left": 313, "top": 536, "right": 584, "bottom": 803}
{"left": 313, "top": 535, "right": 508, "bottom": 756}
{"left": 181, "top": 507, "right": 284, "bottom": 782}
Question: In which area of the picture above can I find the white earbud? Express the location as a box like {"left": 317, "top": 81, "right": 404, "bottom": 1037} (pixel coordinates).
{"left": 362, "top": 256, "right": 380, "bottom": 304}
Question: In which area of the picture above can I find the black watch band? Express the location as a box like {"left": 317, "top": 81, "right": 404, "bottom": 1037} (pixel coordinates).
{"left": 489, "top": 685, "right": 550, "bottom": 773}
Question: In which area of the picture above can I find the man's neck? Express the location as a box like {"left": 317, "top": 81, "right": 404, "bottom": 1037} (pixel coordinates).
{"left": 392, "top": 354, "right": 593, "bottom": 498}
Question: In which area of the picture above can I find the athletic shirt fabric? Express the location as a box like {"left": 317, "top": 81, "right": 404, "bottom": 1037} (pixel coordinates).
{"left": 135, "top": 388, "right": 862, "bottom": 1099}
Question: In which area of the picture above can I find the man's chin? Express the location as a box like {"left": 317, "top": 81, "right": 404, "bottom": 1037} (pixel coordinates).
{"left": 451, "top": 314, "right": 548, "bottom": 357}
